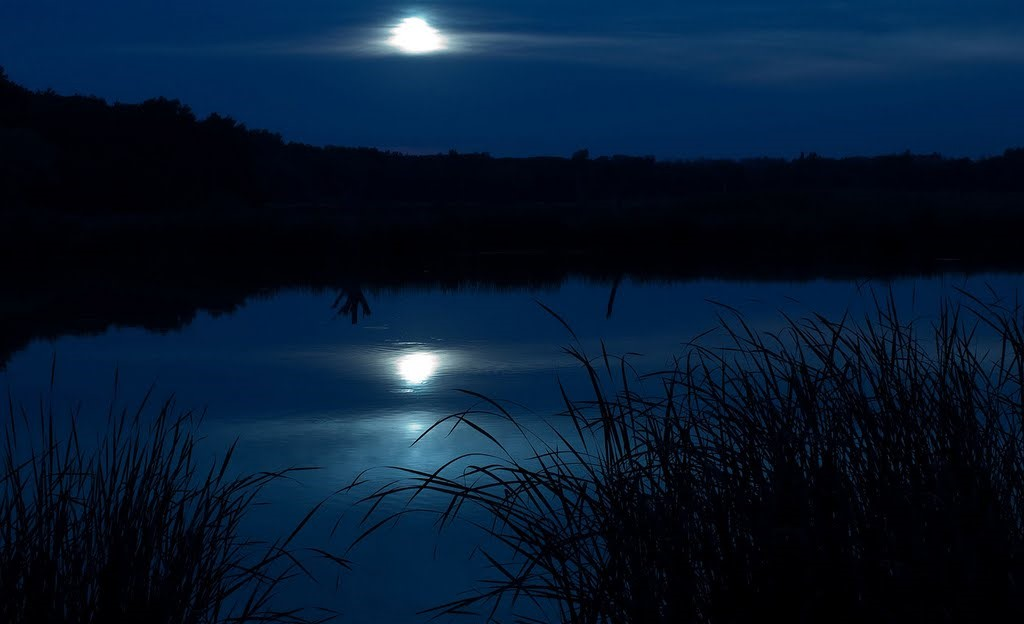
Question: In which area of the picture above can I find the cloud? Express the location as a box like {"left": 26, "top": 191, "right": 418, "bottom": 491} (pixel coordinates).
{"left": 713, "top": 29, "right": 1024, "bottom": 81}
{"left": 299, "top": 23, "right": 1024, "bottom": 79}
{"left": 288, "top": 26, "right": 624, "bottom": 58}
{"left": 125, "top": 21, "right": 1024, "bottom": 84}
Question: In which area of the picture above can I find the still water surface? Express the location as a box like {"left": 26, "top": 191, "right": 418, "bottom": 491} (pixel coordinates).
{"left": 3, "top": 274, "right": 1023, "bottom": 622}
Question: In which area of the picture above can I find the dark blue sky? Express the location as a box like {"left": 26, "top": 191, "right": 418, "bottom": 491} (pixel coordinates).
{"left": 3, "top": 1, "right": 1023, "bottom": 158}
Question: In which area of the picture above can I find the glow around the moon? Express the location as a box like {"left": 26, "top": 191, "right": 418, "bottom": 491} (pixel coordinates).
{"left": 387, "top": 17, "right": 447, "bottom": 54}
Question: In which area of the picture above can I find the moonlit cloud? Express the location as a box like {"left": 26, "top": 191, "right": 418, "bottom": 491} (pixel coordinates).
{"left": 274, "top": 23, "right": 1024, "bottom": 82}
{"left": 729, "top": 29, "right": 1024, "bottom": 81}
{"left": 113, "top": 8, "right": 1024, "bottom": 86}
{"left": 287, "top": 25, "right": 624, "bottom": 58}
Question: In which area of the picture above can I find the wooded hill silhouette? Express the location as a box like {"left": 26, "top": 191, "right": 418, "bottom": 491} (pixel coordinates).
{"left": 2, "top": 67, "right": 1023, "bottom": 213}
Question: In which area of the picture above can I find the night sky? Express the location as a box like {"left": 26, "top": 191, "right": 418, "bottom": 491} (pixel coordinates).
{"left": 2, "top": 1, "right": 1023, "bottom": 158}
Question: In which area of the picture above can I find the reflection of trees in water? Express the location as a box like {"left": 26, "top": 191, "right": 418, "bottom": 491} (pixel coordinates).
{"left": 330, "top": 279, "right": 618, "bottom": 326}
{"left": 332, "top": 285, "right": 371, "bottom": 325}
{"left": 606, "top": 275, "right": 622, "bottom": 319}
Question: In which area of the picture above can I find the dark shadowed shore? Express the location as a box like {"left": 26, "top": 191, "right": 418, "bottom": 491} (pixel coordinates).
{"left": 2, "top": 68, "right": 1024, "bottom": 365}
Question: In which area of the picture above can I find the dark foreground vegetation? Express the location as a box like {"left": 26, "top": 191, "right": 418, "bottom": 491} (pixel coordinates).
{"left": 0, "top": 380, "right": 342, "bottom": 623}
{"left": 362, "top": 296, "right": 1024, "bottom": 623}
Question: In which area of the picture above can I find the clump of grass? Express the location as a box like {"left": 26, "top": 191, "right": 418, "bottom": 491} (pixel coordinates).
{"left": 359, "top": 295, "right": 1024, "bottom": 623}
{"left": 0, "top": 380, "right": 344, "bottom": 624}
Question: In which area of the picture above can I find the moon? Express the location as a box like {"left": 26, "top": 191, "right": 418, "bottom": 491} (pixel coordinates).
{"left": 397, "top": 352, "right": 440, "bottom": 384}
{"left": 387, "top": 17, "right": 447, "bottom": 54}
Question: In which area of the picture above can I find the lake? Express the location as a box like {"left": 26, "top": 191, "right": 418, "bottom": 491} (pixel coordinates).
{"left": 2, "top": 272, "right": 1023, "bottom": 622}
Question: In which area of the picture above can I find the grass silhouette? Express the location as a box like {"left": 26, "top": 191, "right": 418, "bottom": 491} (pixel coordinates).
{"left": 0, "top": 374, "right": 345, "bottom": 624}
{"left": 359, "top": 294, "right": 1024, "bottom": 623}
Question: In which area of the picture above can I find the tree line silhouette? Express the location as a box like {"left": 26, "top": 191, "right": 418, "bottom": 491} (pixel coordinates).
{"left": 2, "top": 66, "right": 1024, "bottom": 373}
{"left": 3, "top": 65, "right": 1024, "bottom": 366}
{"left": 3, "top": 67, "right": 1023, "bottom": 214}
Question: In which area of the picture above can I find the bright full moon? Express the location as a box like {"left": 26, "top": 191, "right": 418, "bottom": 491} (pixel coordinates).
{"left": 397, "top": 352, "right": 440, "bottom": 384}
{"left": 387, "top": 17, "right": 447, "bottom": 54}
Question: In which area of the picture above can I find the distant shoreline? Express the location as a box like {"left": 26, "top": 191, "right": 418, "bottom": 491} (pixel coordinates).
{"left": 4, "top": 69, "right": 1024, "bottom": 366}
{"left": 3, "top": 69, "right": 1024, "bottom": 211}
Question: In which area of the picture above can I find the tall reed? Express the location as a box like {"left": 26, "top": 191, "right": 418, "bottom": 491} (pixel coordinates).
{"left": 0, "top": 380, "right": 344, "bottom": 623}
{"left": 359, "top": 295, "right": 1024, "bottom": 623}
